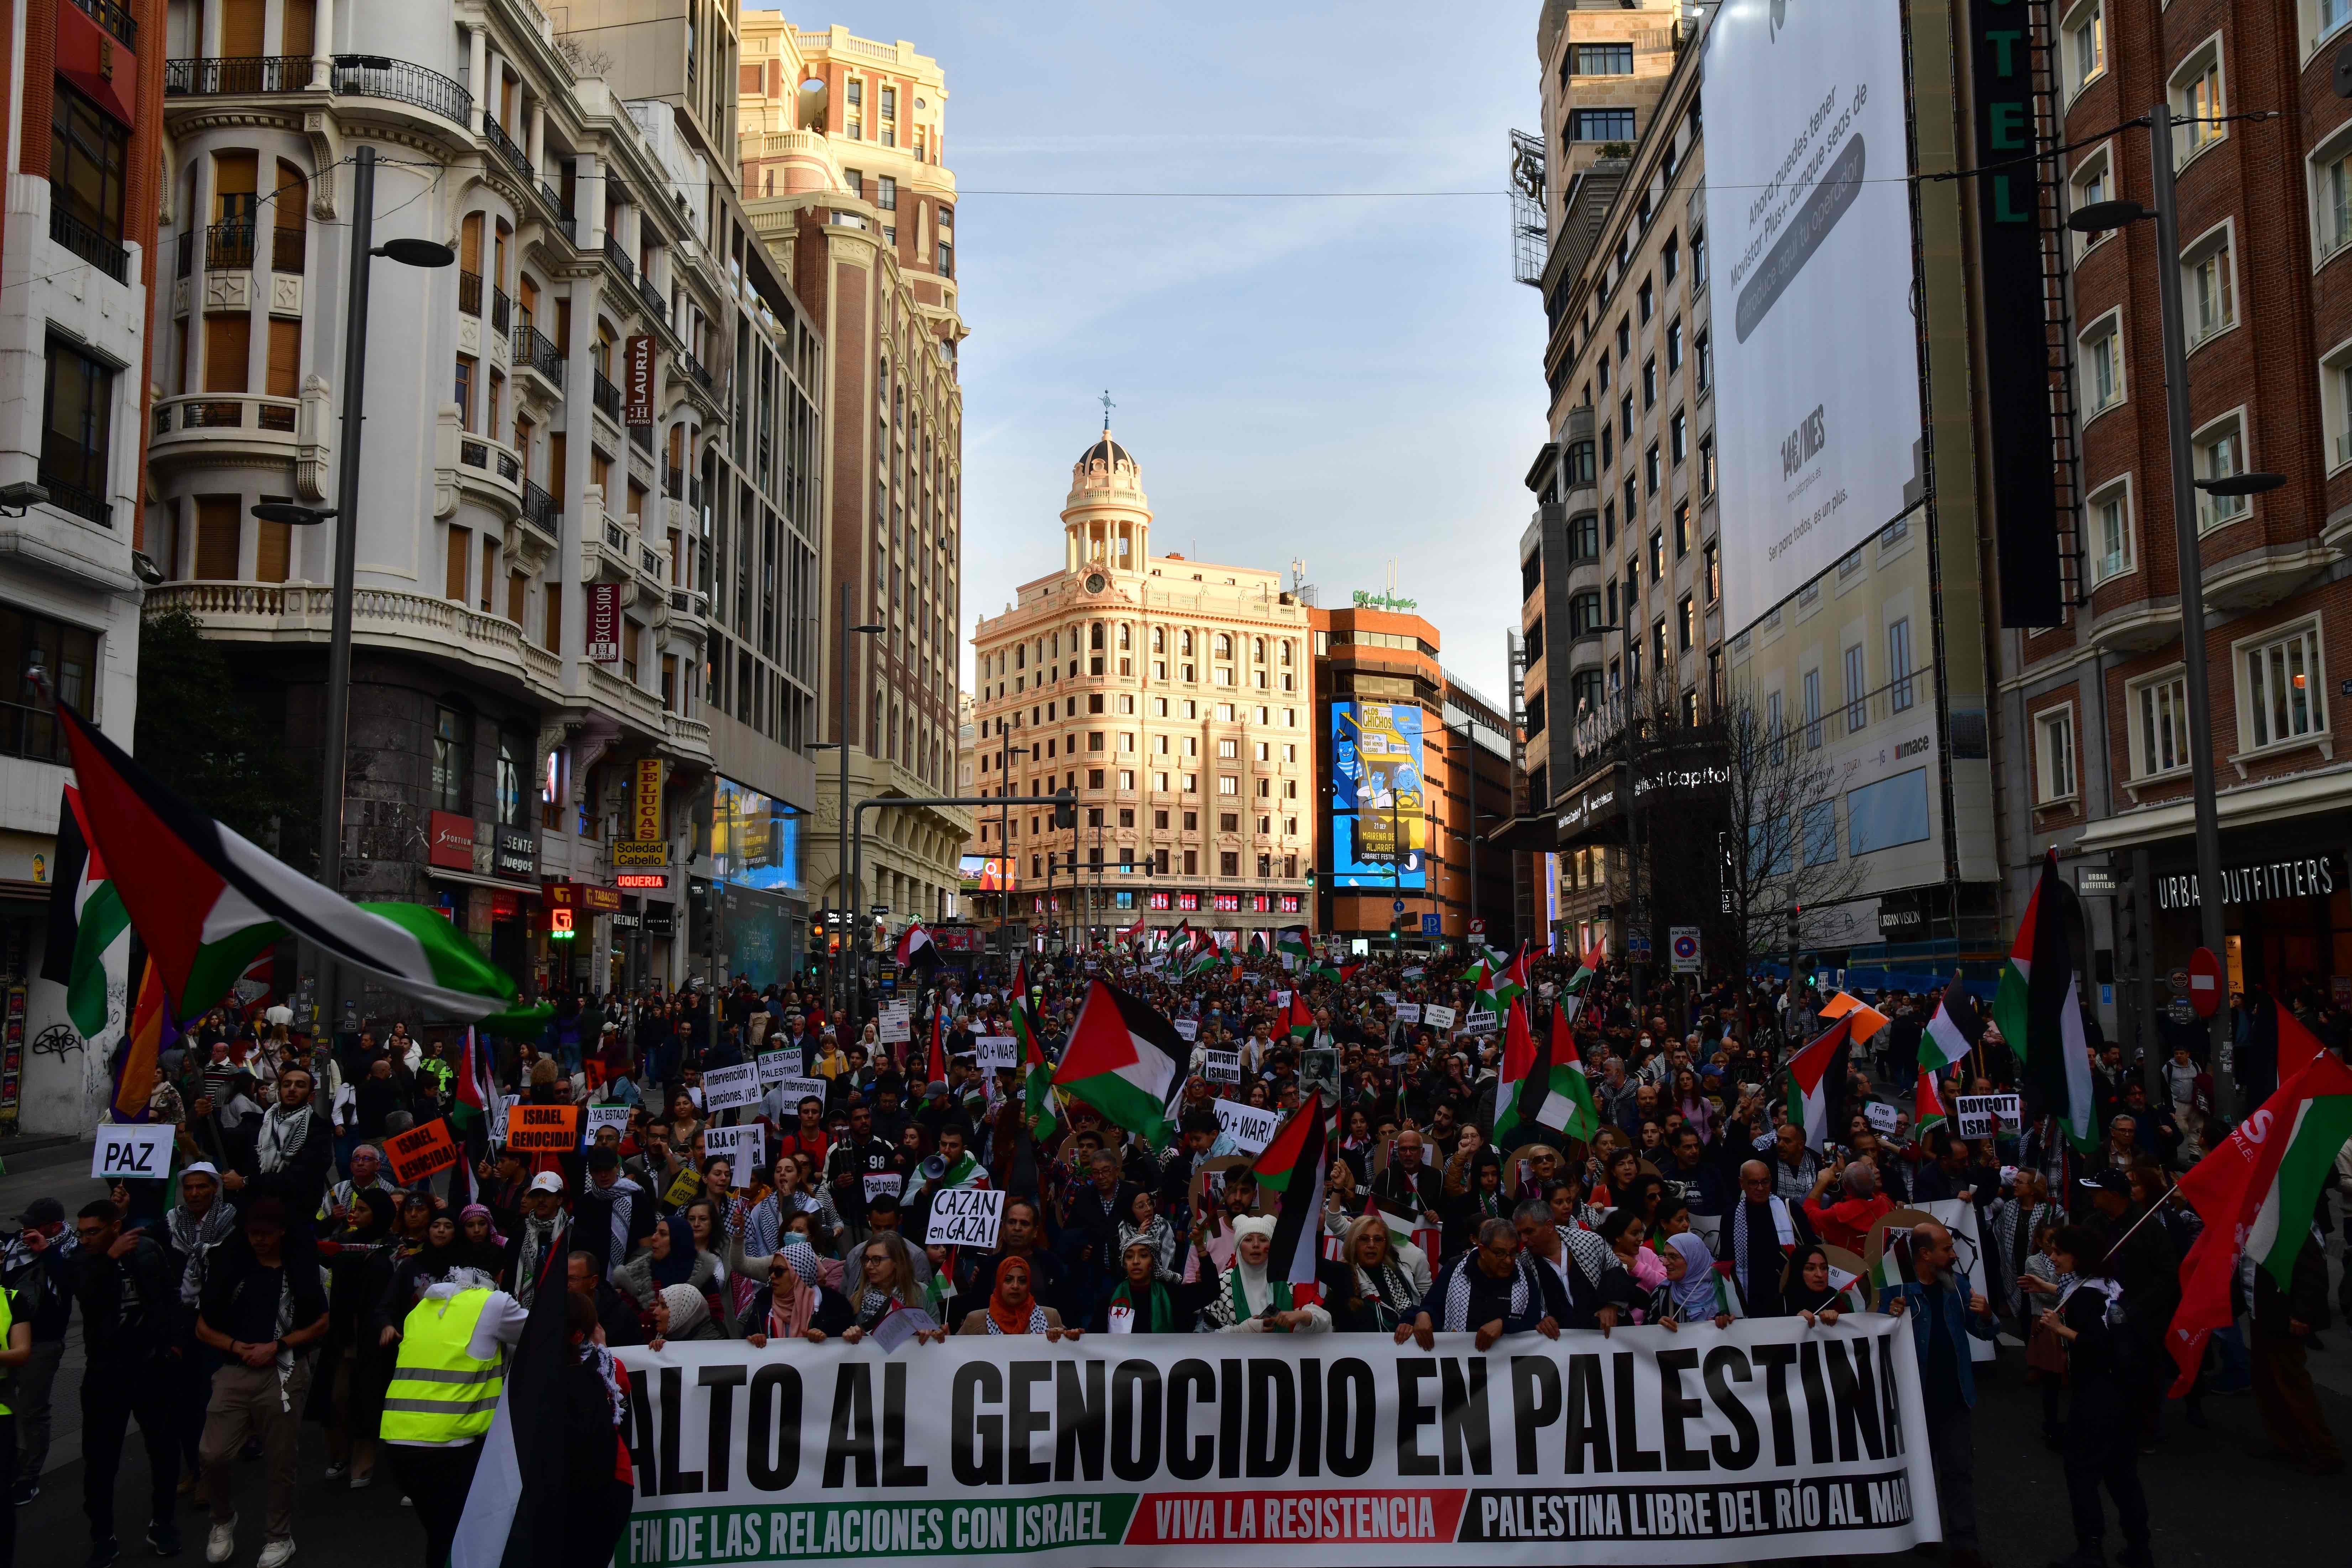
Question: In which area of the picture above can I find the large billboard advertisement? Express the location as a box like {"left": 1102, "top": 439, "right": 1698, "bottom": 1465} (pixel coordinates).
{"left": 1704, "top": 0, "right": 1923, "bottom": 633}
{"left": 1330, "top": 701, "right": 1427, "bottom": 890}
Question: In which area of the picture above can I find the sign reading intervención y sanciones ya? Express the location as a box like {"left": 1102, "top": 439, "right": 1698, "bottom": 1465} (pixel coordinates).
{"left": 607, "top": 1320, "right": 1940, "bottom": 1567}
{"left": 923, "top": 1187, "right": 1005, "bottom": 1248}
{"left": 700, "top": 1061, "right": 764, "bottom": 1113}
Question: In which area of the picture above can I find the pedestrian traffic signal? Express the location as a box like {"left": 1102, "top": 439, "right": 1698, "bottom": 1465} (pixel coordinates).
{"left": 1052, "top": 789, "right": 1077, "bottom": 828}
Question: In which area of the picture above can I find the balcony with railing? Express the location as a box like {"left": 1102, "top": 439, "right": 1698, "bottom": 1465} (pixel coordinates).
{"left": 150, "top": 392, "right": 308, "bottom": 476}
{"left": 271, "top": 224, "right": 306, "bottom": 272}
{"left": 602, "top": 236, "right": 634, "bottom": 283}
{"left": 629, "top": 422, "right": 653, "bottom": 454}
{"left": 206, "top": 222, "right": 255, "bottom": 271}
{"left": 663, "top": 464, "right": 684, "bottom": 496}
{"left": 147, "top": 582, "right": 556, "bottom": 698}
{"left": 68, "top": 0, "right": 136, "bottom": 48}
{"left": 491, "top": 285, "right": 510, "bottom": 334}
{"left": 482, "top": 115, "right": 533, "bottom": 179}
{"left": 164, "top": 54, "right": 473, "bottom": 128}
{"left": 458, "top": 269, "right": 483, "bottom": 316}
{"left": 35, "top": 469, "right": 110, "bottom": 529}
{"left": 636, "top": 272, "right": 666, "bottom": 324}
{"left": 512, "top": 318, "right": 564, "bottom": 387}
{"left": 48, "top": 205, "right": 129, "bottom": 283}
{"left": 522, "top": 480, "right": 560, "bottom": 538}
{"left": 591, "top": 370, "right": 622, "bottom": 421}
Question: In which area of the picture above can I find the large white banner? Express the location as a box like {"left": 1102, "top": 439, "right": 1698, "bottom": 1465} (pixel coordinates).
{"left": 1703, "top": 0, "right": 1922, "bottom": 632}
{"left": 612, "top": 1318, "right": 1939, "bottom": 1566}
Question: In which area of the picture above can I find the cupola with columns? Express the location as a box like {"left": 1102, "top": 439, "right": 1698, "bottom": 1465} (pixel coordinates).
{"left": 1063, "top": 420, "right": 1150, "bottom": 577}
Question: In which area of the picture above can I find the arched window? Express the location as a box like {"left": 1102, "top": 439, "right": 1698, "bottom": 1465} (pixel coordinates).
{"left": 1214, "top": 634, "right": 1232, "bottom": 660}
{"left": 1151, "top": 626, "right": 1164, "bottom": 653}
{"left": 1117, "top": 624, "right": 1131, "bottom": 650}
{"left": 1180, "top": 630, "right": 1193, "bottom": 656}
{"left": 1090, "top": 622, "right": 1104, "bottom": 650}
{"left": 1253, "top": 637, "right": 1266, "bottom": 662}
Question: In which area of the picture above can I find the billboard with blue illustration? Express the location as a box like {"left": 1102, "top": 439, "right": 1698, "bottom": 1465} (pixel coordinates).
{"left": 1329, "top": 700, "right": 1427, "bottom": 890}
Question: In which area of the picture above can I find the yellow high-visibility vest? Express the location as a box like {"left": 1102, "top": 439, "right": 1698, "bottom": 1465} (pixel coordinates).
{"left": 379, "top": 1288, "right": 502, "bottom": 1445}
{"left": 0, "top": 1286, "right": 15, "bottom": 1417}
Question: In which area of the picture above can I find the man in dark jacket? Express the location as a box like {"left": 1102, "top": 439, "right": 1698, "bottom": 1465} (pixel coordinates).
{"left": 1716, "top": 1161, "right": 1814, "bottom": 1317}
{"left": 2, "top": 1197, "right": 75, "bottom": 1504}
{"left": 566, "top": 1250, "right": 645, "bottom": 1346}
{"left": 2081, "top": 1169, "right": 2180, "bottom": 1444}
{"left": 70, "top": 1199, "right": 185, "bottom": 1561}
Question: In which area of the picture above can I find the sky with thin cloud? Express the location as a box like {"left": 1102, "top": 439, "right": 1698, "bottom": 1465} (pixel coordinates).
{"left": 765, "top": 3, "right": 1549, "bottom": 702}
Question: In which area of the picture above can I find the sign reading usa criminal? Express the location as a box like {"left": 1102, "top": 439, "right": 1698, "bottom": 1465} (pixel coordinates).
{"left": 612, "top": 1316, "right": 1939, "bottom": 1566}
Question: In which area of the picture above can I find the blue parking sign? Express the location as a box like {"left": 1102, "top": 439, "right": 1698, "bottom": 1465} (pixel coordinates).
{"left": 1420, "top": 913, "right": 1441, "bottom": 936}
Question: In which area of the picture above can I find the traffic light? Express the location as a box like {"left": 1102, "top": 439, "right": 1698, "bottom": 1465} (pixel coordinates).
{"left": 1052, "top": 788, "right": 1077, "bottom": 829}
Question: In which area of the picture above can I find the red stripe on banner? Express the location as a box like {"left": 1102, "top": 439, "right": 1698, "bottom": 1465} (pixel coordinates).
{"left": 1122, "top": 1490, "right": 1465, "bottom": 1546}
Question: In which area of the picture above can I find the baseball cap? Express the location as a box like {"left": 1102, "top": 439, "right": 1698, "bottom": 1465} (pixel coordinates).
{"left": 528, "top": 1171, "right": 565, "bottom": 1194}
{"left": 2076, "top": 1168, "right": 2131, "bottom": 1197}
{"left": 16, "top": 1197, "right": 63, "bottom": 1228}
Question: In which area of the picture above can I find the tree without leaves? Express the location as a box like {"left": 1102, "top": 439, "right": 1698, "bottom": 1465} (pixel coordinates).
{"left": 133, "top": 605, "right": 312, "bottom": 862}
{"left": 1713, "top": 690, "right": 1865, "bottom": 981}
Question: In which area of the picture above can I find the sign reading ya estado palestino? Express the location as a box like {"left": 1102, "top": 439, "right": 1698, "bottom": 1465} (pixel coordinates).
{"left": 613, "top": 1317, "right": 1940, "bottom": 1567}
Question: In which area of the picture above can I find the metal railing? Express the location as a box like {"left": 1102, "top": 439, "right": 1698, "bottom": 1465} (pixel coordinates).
{"left": 513, "top": 323, "right": 564, "bottom": 384}
{"left": 591, "top": 371, "right": 621, "bottom": 420}
{"left": 166, "top": 56, "right": 310, "bottom": 95}
{"left": 327, "top": 56, "right": 471, "bottom": 123}
{"left": 629, "top": 422, "right": 653, "bottom": 453}
{"left": 177, "top": 231, "right": 193, "bottom": 278}
{"left": 496, "top": 450, "right": 520, "bottom": 482}
{"left": 458, "top": 269, "right": 483, "bottom": 316}
{"left": 681, "top": 351, "right": 713, "bottom": 390}
{"left": 48, "top": 206, "right": 127, "bottom": 282}
{"left": 165, "top": 56, "right": 473, "bottom": 125}
{"left": 68, "top": 0, "right": 136, "bottom": 48}
{"left": 663, "top": 464, "right": 684, "bottom": 496}
{"left": 205, "top": 222, "right": 255, "bottom": 270}
{"left": 603, "top": 236, "right": 633, "bottom": 282}
{"left": 636, "top": 273, "right": 665, "bottom": 322}
{"left": 271, "top": 224, "right": 306, "bottom": 272}
{"left": 483, "top": 115, "right": 532, "bottom": 179}
{"left": 491, "top": 285, "right": 510, "bottom": 334}
{"left": 522, "top": 481, "right": 559, "bottom": 535}
{"left": 460, "top": 439, "right": 488, "bottom": 469}
{"left": 36, "top": 467, "right": 109, "bottom": 528}
{"left": 0, "top": 698, "right": 74, "bottom": 765}
{"left": 538, "top": 180, "right": 570, "bottom": 222}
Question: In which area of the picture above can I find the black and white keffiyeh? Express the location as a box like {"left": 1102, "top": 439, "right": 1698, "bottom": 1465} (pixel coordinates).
{"left": 256, "top": 1102, "right": 314, "bottom": 1174}
{"left": 1435, "top": 1252, "right": 1531, "bottom": 1332}
{"left": 984, "top": 1303, "right": 1050, "bottom": 1335}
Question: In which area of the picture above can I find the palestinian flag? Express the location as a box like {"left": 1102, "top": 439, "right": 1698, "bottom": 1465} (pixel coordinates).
{"left": 1019, "top": 1005, "right": 1061, "bottom": 1145}
{"left": 1183, "top": 938, "right": 1222, "bottom": 978}
{"left": 56, "top": 697, "right": 548, "bottom": 1034}
{"left": 1783, "top": 1013, "right": 1856, "bottom": 1152}
{"left": 450, "top": 1214, "right": 572, "bottom": 1568}
{"left": 1913, "top": 1066, "right": 1948, "bottom": 1135}
{"left": 1920, "top": 974, "right": 1983, "bottom": 1070}
{"left": 1991, "top": 849, "right": 2095, "bottom": 1151}
{"left": 1709, "top": 1262, "right": 1747, "bottom": 1320}
{"left": 1545, "top": 1001, "right": 1602, "bottom": 1142}
{"left": 1247, "top": 929, "right": 1268, "bottom": 954}
{"left": 453, "top": 1026, "right": 498, "bottom": 1129}
{"left": 895, "top": 922, "right": 939, "bottom": 971}
{"left": 2166, "top": 1038, "right": 2352, "bottom": 1393}
{"left": 1475, "top": 943, "right": 1529, "bottom": 1016}
{"left": 1251, "top": 1095, "right": 1330, "bottom": 1294}
{"left": 1869, "top": 1224, "right": 1914, "bottom": 1304}
{"left": 903, "top": 1147, "right": 986, "bottom": 1209}
{"left": 1284, "top": 990, "right": 1316, "bottom": 1042}
{"left": 42, "top": 784, "right": 128, "bottom": 1041}
{"left": 1492, "top": 1000, "right": 1546, "bottom": 1146}
{"left": 1276, "top": 927, "right": 1313, "bottom": 969}
{"left": 1054, "top": 979, "right": 1189, "bottom": 1148}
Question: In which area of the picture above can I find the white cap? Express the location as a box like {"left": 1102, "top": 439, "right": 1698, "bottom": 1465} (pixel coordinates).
{"left": 528, "top": 1171, "right": 564, "bottom": 1194}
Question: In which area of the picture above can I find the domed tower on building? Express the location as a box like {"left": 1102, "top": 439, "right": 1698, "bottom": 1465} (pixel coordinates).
{"left": 1063, "top": 428, "right": 1151, "bottom": 577}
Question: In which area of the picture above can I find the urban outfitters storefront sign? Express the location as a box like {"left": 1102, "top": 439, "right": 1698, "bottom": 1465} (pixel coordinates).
{"left": 2153, "top": 854, "right": 2338, "bottom": 911}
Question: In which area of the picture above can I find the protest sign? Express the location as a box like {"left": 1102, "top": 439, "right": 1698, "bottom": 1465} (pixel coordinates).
{"left": 1459, "top": 1010, "right": 1498, "bottom": 1035}
{"left": 1394, "top": 1003, "right": 1422, "bottom": 1025}
{"left": 1204, "top": 1049, "right": 1242, "bottom": 1086}
{"left": 383, "top": 1120, "right": 460, "bottom": 1187}
{"left": 613, "top": 1318, "right": 1939, "bottom": 1566}
{"left": 879, "top": 1005, "right": 913, "bottom": 1045}
{"left": 701, "top": 1061, "right": 764, "bottom": 1114}
{"left": 863, "top": 1172, "right": 903, "bottom": 1203}
{"left": 92, "top": 1123, "right": 175, "bottom": 1181}
{"left": 1423, "top": 1003, "right": 1457, "bottom": 1030}
{"left": 770, "top": 1075, "right": 828, "bottom": 1113}
{"left": 703, "top": 1124, "right": 765, "bottom": 1179}
{"left": 1866, "top": 1200, "right": 1992, "bottom": 1361}
{"left": 1274, "top": 990, "right": 1293, "bottom": 1008}
{"left": 584, "top": 1104, "right": 633, "bottom": 1147}
{"left": 1172, "top": 1017, "right": 1199, "bottom": 1042}
{"left": 756, "top": 1051, "right": 802, "bottom": 1087}
{"left": 924, "top": 1187, "right": 1007, "bottom": 1248}
{"left": 1212, "top": 1099, "right": 1282, "bottom": 1155}
{"left": 1863, "top": 1102, "right": 1900, "bottom": 1135}
{"left": 490, "top": 1094, "right": 516, "bottom": 1144}
{"left": 975, "top": 1035, "right": 1018, "bottom": 1073}
{"left": 1952, "top": 1093, "right": 2021, "bottom": 1139}
{"left": 505, "top": 1104, "right": 580, "bottom": 1153}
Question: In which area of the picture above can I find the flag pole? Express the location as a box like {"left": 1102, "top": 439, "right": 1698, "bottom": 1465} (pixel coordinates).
{"left": 2095, "top": 1183, "right": 2185, "bottom": 1271}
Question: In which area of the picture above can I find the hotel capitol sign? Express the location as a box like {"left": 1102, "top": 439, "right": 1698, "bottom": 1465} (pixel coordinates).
{"left": 2154, "top": 854, "right": 2339, "bottom": 912}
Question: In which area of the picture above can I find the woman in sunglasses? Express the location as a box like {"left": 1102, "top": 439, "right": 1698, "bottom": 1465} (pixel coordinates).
{"left": 741, "top": 1243, "right": 853, "bottom": 1347}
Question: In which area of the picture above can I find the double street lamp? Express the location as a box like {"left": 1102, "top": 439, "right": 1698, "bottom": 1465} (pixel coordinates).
{"left": 252, "top": 146, "right": 453, "bottom": 1036}
{"left": 2067, "top": 101, "right": 2283, "bottom": 1117}
{"left": 816, "top": 589, "right": 885, "bottom": 1028}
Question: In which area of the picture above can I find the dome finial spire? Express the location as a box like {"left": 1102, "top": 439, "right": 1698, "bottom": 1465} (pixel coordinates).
{"left": 1099, "top": 387, "right": 1115, "bottom": 434}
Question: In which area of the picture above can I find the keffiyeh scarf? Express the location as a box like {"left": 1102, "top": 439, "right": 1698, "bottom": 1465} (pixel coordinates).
{"left": 1436, "top": 1253, "right": 1530, "bottom": 1332}
{"left": 256, "top": 1103, "right": 314, "bottom": 1174}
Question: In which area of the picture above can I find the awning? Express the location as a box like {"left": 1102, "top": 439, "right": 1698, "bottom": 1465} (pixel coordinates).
{"left": 1483, "top": 813, "right": 1559, "bottom": 853}
{"left": 426, "top": 867, "right": 542, "bottom": 896}
{"left": 2074, "top": 765, "right": 2352, "bottom": 856}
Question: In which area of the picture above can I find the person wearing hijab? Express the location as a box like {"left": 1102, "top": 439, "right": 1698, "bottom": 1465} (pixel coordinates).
{"left": 648, "top": 1282, "right": 726, "bottom": 1347}
{"left": 1099, "top": 1238, "right": 1182, "bottom": 1334}
{"left": 456, "top": 1205, "right": 507, "bottom": 1285}
{"left": 1199, "top": 1215, "right": 1331, "bottom": 1333}
{"left": 742, "top": 1245, "right": 852, "bottom": 1346}
{"left": 957, "top": 1256, "right": 1076, "bottom": 1338}
{"left": 614, "top": 1217, "right": 718, "bottom": 1315}
{"left": 1662, "top": 1231, "right": 1732, "bottom": 1328}
{"left": 1783, "top": 1244, "right": 1851, "bottom": 1326}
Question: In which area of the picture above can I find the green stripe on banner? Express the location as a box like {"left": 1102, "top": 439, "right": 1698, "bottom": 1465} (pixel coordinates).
{"left": 620, "top": 1496, "right": 1140, "bottom": 1564}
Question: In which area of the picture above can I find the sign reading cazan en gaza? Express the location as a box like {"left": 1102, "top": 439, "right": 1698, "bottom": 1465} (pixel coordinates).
{"left": 613, "top": 1318, "right": 1938, "bottom": 1566}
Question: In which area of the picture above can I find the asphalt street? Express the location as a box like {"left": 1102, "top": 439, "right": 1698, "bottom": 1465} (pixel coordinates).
{"left": 4, "top": 1134, "right": 2346, "bottom": 1567}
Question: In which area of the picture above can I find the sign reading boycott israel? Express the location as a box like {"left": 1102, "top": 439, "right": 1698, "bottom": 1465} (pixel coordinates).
{"left": 611, "top": 1317, "right": 1938, "bottom": 1566}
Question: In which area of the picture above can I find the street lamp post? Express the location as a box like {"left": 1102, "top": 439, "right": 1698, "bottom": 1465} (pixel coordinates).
{"left": 2070, "top": 103, "right": 2285, "bottom": 1119}
{"left": 255, "top": 146, "right": 452, "bottom": 1038}
{"left": 821, "top": 583, "right": 886, "bottom": 1029}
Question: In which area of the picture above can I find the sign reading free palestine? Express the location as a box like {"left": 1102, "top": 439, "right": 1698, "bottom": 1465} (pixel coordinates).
{"left": 611, "top": 1317, "right": 1939, "bottom": 1566}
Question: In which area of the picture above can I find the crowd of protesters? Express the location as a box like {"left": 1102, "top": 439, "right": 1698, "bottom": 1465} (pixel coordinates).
{"left": 0, "top": 938, "right": 2346, "bottom": 1568}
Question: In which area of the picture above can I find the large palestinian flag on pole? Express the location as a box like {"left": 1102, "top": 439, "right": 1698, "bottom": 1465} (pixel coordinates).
{"left": 54, "top": 697, "right": 547, "bottom": 1032}
{"left": 1494, "top": 999, "right": 1559, "bottom": 1147}
{"left": 2165, "top": 1040, "right": 2352, "bottom": 1393}
{"left": 1784, "top": 1013, "right": 1856, "bottom": 1152}
{"left": 1920, "top": 974, "right": 1983, "bottom": 1070}
{"left": 42, "top": 784, "right": 128, "bottom": 1041}
{"left": 1990, "top": 849, "right": 2095, "bottom": 1151}
{"left": 1251, "top": 1095, "right": 1329, "bottom": 1297}
{"left": 1546, "top": 1001, "right": 1602, "bottom": 1142}
{"left": 1053, "top": 979, "right": 1189, "bottom": 1148}
{"left": 1276, "top": 927, "right": 1313, "bottom": 970}
{"left": 1475, "top": 943, "right": 1529, "bottom": 1017}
